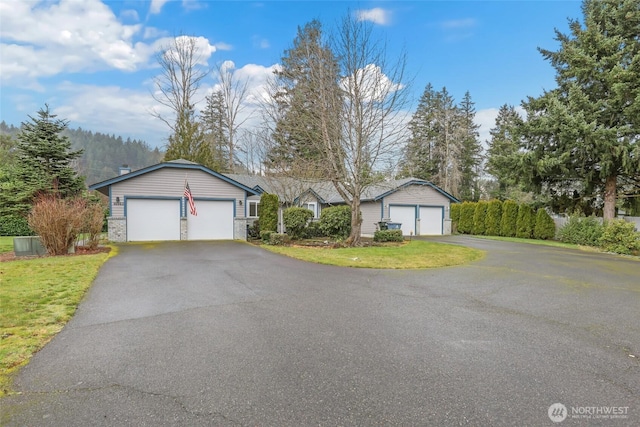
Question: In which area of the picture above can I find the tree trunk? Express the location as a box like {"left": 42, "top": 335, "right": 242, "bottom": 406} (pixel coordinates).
{"left": 346, "top": 196, "right": 362, "bottom": 246}
{"left": 603, "top": 175, "right": 617, "bottom": 220}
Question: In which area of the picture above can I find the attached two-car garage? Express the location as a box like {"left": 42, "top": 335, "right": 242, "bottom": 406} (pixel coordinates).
{"left": 125, "top": 198, "right": 235, "bottom": 242}
{"left": 389, "top": 205, "right": 444, "bottom": 236}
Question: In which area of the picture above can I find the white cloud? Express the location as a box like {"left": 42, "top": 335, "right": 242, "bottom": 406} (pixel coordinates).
{"left": 440, "top": 18, "right": 476, "bottom": 30}
{"left": 0, "top": 0, "right": 150, "bottom": 83}
{"left": 182, "top": 0, "right": 206, "bottom": 12}
{"left": 149, "top": 0, "right": 170, "bottom": 15}
{"left": 160, "top": 35, "right": 216, "bottom": 66}
{"left": 355, "top": 8, "right": 391, "bottom": 26}
{"left": 342, "top": 64, "right": 404, "bottom": 102}
{"left": 214, "top": 42, "right": 233, "bottom": 51}
{"left": 475, "top": 108, "right": 499, "bottom": 147}
{"left": 252, "top": 36, "right": 270, "bottom": 49}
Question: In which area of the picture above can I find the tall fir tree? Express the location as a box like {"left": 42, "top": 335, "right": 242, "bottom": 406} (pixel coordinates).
{"left": 164, "top": 106, "right": 214, "bottom": 168}
{"left": 519, "top": 0, "right": 640, "bottom": 219}
{"left": 401, "top": 83, "right": 439, "bottom": 180}
{"left": 200, "top": 91, "right": 231, "bottom": 172}
{"left": 486, "top": 104, "right": 524, "bottom": 199}
{"left": 457, "top": 91, "right": 483, "bottom": 201}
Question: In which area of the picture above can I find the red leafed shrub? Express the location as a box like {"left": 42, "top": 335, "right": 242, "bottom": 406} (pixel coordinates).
{"left": 28, "top": 195, "right": 86, "bottom": 255}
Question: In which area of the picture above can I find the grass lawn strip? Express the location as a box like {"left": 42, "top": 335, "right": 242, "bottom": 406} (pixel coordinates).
{"left": 0, "top": 236, "right": 14, "bottom": 254}
{"left": 471, "top": 235, "right": 602, "bottom": 250}
{"left": 0, "top": 249, "right": 114, "bottom": 396}
{"left": 263, "top": 240, "right": 484, "bottom": 269}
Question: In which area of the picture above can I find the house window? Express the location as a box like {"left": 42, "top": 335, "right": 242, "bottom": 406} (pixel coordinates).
{"left": 249, "top": 200, "right": 260, "bottom": 217}
{"left": 302, "top": 202, "right": 317, "bottom": 218}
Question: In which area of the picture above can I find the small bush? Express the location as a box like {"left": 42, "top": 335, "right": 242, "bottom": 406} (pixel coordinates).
{"left": 516, "top": 204, "right": 534, "bottom": 239}
{"left": 268, "top": 233, "right": 290, "bottom": 246}
{"left": 472, "top": 201, "right": 488, "bottom": 235}
{"left": 259, "top": 193, "right": 279, "bottom": 233}
{"left": 303, "top": 221, "right": 323, "bottom": 239}
{"left": 0, "top": 214, "right": 33, "bottom": 236}
{"left": 557, "top": 215, "right": 603, "bottom": 246}
{"left": 599, "top": 219, "right": 640, "bottom": 255}
{"left": 28, "top": 195, "right": 86, "bottom": 255}
{"left": 260, "top": 230, "right": 273, "bottom": 244}
{"left": 500, "top": 200, "right": 518, "bottom": 237}
{"left": 533, "top": 208, "right": 556, "bottom": 240}
{"left": 247, "top": 220, "right": 260, "bottom": 240}
{"left": 283, "top": 207, "right": 314, "bottom": 240}
{"left": 457, "top": 202, "right": 476, "bottom": 234}
{"left": 485, "top": 200, "right": 502, "bottom": 236}
{"left": 373, "top": 229, "right": 404, "bottom": 242}
{"left": 81, "top": 200, "right": 106, "bottom": 249}
{"left": 319, "top": 205, "right": 352, "bottom": 239}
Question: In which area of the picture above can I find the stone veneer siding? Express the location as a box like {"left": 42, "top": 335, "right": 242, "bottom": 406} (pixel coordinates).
{"left": 107, "top": 217, "right": 126, "bottom": 242}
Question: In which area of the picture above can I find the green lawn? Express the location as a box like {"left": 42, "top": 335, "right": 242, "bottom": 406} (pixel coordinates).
{"left": 0, "top": 249, "right": 114, "bottom": 396}
{"left": 0, "top": 236, "right": 14, "bottom": 254}
{"left": 263, "top": 240, "right": 484, "bottom": 269}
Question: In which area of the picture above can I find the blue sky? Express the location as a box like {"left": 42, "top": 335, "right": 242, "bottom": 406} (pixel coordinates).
{"left": 0, "top": 0, "right": 583, "bottom": 150}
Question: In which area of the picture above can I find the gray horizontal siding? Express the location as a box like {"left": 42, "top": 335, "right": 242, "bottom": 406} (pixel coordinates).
{"left": 361, "top": 201, "right": 383, "bottom": 235}
{"left": 383, "top": 185, "right": 451, "bottom": 219}
{"left": 111, "top": 168, "right": 246, "bottom": 218}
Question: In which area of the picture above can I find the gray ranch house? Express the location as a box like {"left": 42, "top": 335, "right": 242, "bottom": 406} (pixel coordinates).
{"left": 90, "top": 159, "right": 459, "bottom": 242}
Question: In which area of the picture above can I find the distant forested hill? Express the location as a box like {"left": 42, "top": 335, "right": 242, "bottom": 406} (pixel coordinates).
{"left": 1, "top": 121, "right": 164, "bottom": 185}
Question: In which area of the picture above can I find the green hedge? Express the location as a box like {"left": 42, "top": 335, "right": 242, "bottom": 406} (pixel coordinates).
{"left": 485, "top": 200, "right": 502, "bottom": 236}
{"left": 283, "top": 207, "right": 313, "bottom": 240}
{"left": 319, "top": 205, "right": 352, "bottom": 239}
{"left": 515, "top": 204, "right": 534, "bottom": 239}
{"left": 450, "top": 203, "right": 461, "bottom": 224}
{"left": 500, "top": 200, "right": 518, "bottom": 237}
{"left": 533, "top": 208, "right": 556, "bottom": 240}
{"left": 458, "top": 202, "right": 476, "bottom": 234}
{"left": 373, "top": 229, "right": 404, "bottom": 242}
{"left": 259, "top": 193, "right": 279, "bottom": 233}
{"left": 472, "top": 201, "right": 488, "bottom": 235}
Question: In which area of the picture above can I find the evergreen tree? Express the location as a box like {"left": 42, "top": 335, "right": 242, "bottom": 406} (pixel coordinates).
{"left": 201, "top": 91, "right": 231, "bottom": 172}
{"left": 486, "top": 104, "right": 523, "bottom": 199}
{"left": 265, "top": 20, "right": 339, "bottom": 175}
{"left": 500, "top": 200, "right": 519, "bottom": 237}
{"left": 457, "top": 91, "right": 483, "bottom": 201}
{"left": 519, "top": 0, "right": 640, "bottom": 220}
{"left": 164, "top": 106, "right": 214, "bottom": 168}
{"left": 485, "top": 200, "right": 503, "bottom": 236}
{"left": 401, "top": 83, "right": 439, "bottom": 180}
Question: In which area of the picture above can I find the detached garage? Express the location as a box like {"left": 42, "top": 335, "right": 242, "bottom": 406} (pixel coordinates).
{"left": 89, "top": 159, "right": 258, "bottom": 242}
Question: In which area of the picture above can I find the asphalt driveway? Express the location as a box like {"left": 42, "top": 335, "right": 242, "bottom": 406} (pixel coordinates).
{"left": 3, "top": 237, "right": 639, "bottom": 426}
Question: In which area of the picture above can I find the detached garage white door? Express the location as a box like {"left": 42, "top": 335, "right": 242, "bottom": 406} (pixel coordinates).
{"left": 389, "top": 205, "right": 416, "bottom": 236}
{"left": 419, "top": 207, "right": 443, "bottom": 235}
{"left": 127, "top": 199, "right": 181, "bottom": 241}
{"left": 187, "top": 200, "right": 234, "bottom": 240}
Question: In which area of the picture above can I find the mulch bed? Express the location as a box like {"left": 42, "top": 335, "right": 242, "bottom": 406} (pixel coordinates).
{"left": 0, "top": 246, "right": 111, "bottom": 262}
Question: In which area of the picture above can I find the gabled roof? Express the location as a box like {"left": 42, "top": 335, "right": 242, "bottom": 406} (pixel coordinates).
{"left": 227, "top": 174, "right": 460, "bottom": 204}
{"left": 88, "top": 159, "right": 259, "bottom": 196}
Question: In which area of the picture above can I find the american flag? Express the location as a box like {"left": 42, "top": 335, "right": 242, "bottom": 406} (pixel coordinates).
{"left": 184, "top": 182, "right": 197, "bottom": 216}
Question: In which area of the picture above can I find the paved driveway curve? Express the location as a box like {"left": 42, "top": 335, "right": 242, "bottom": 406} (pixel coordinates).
{"left": 3, "top": 238, "right": 639, "bottom": 426}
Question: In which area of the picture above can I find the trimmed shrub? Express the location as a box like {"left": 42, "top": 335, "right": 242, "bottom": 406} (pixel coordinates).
{"left": 373, "top": 229, "right": 404, "bottom": 242}
{"left": 319, "top": 205, "right": 352, "bottom": 239}
{"left": 260, "top": 230, "right": 273, "bottom": 243}
{"left": 599, "top": 219, "right": 640, "bottom": 255}
{"left": 515, "top": 204, "right": 535, "bottom": 239}
{"left": 247, "top": 220, "right": 260, "bottom": 240}
{"left": 450, "top": 203, "right": 461, "bottom": 225}
{"left": 268, "top": 233, "right": 290, "bottom": 246}
{"left": 283, "top": 207, "right": 314, "bottom": 240}
{"left": 259, "top": 193, "right": 279, "bottom": 232}
{"left": 533, "top": 208, "right": 556, "bottom": 240}
{"left": 303, "top": 221, "right": 323, "bottom": 239}
{"left": 472, "top": 201, "right": 488, "bottom": 235}
{"left": 557, "top": 215, "right": 603, "bottom": 246}
{"left": 485, "top": 200, "right": 502, "bottom": 236}
{"left": 28, "top": 195, "right": 86, "bottom": 255}
{"left": 500, "top": 200, "right": 518, "bottom": 237}
{"left": 457, "top": 202, "right": 476, "bottom": 234}
{"left": 0, "top": 214, "right": 33, "bottom": 236}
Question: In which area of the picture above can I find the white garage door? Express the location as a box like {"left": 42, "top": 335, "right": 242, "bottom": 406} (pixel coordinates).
{"left": 187, "top": 200, "right": 234, "bottom": 240}
{"left": 419, "top": 207, "right": 443, "bottom": 235}
{"left": 389, "top": 205, "right": 416, "bottom": 236}
{"left": 127, "top": 199, "right": 181, "bottom": 242}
